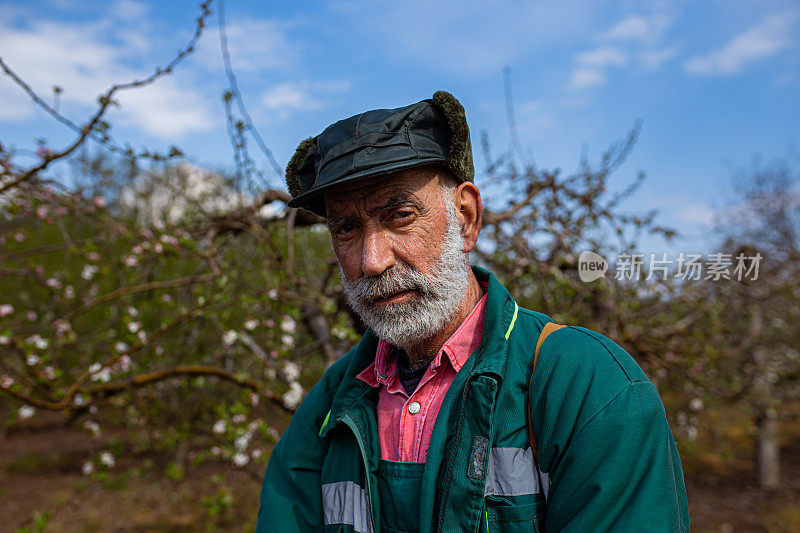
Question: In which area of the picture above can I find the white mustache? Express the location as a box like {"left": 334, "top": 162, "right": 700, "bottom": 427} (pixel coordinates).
{"left": 347, "top": 263, "right": 431, "bottom": 305}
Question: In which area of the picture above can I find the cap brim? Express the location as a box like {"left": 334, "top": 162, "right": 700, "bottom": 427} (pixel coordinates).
{"left": 286, "top": 156, "right": 447, "bottom": 216}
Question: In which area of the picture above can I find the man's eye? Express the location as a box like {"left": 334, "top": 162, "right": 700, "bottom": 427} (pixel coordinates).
{"left": 335, "top": 223, "right": 355, "bottom": 236}
{"left": 389, "top": 211, "right": 412, "bottom": 221}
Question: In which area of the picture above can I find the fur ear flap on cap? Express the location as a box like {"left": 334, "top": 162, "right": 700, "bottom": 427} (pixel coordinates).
{"left": 432, "top": 90, "right": 475, "bottom": 183}
{"left": 285, "top": 137, "right": 315, "bottom": 198}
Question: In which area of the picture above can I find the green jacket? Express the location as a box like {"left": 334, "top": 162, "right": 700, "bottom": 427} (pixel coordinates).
{"left": 256, "top": 266, "right": 689, "bottom": 532}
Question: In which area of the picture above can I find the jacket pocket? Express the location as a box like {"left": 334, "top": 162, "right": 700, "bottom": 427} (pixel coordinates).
{"left": 483, "top": 494, "right": 545, "bottom": 533}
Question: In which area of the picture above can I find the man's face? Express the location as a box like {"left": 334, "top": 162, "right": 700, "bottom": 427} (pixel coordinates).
{"left": 323, "top": 168, "right": 470, "bottom": 348}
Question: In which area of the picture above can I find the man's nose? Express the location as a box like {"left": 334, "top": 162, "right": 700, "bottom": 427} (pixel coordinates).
{"left": 361, "top": 227, "right": 394, "bottom": 277}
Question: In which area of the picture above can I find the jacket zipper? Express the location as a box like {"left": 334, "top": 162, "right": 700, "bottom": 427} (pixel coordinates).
{"left": 341, "top": 412, "right": 376, "bottom": 533}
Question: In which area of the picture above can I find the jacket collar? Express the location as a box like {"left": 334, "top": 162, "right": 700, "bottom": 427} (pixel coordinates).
{"left": 319, "top": 265, "right": 517, "bottom": 438}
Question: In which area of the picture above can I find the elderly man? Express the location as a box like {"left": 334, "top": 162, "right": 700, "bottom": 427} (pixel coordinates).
{"left": 256, "top": 91, "right": 689, "bottom": 532}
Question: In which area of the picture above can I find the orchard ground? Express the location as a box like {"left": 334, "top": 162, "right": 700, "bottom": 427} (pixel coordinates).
{"left": 2, "top": 404, "right": 799, "bottom": 532}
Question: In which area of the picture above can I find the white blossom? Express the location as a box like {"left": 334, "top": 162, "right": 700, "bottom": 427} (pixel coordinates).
{"left": 282, "top": 382, "right": 304, "bottom": 410}
{"left": 91, "top": 368, "right": 111, "bottom": 383}
{"left": 689, "top": 398, "right": 704, "bottom": 411}
{"left": 127, "top": 321, "right": 141, "bottom": 333}
{"left": 267, "top": 289, "right": 278, "bottom": 300}
{"left": 100, "top": 452, "right": 115, "bottom": 468}
{"left": 222, "top": 330, "right": 238, "bottom": 346}
{"left": 115, "top": 341, "right": 128, "bottom": 353}
{"left": 281, "top": 334, "right": 295, "bottom": 348}
{"left": 122, "top": 255, "right": 139, "bottom": 267}
{"left": 41, "top": 366, "right": 56, "bottom": 380}
{"left": 45, "top": 277, "right": 62, "bottom": 290}
{"left": 251, "top": 448, "right": 263, "bottom": 460}
{"left": 81, "top": 461, "right": 95, "bottom": 475}
{"left": 89, "top": 362, "right": 102, "bottom": 374}
{"left": 83, "top": 420, "right": 101, "bottom": 436}
{"left": 63, "top": 285, "right": 75, "bottom": 299}
{"left": 26, "top": 354, "right": 41, "bottom": 366}
{"left": 232, "top": 453, "right": 249, "bottom": 467}
{"left": 18, "top": 405, "right": 35, "bottom": 420}
{"left": 0, "top": 335, "right": 10, "bottom": 345}
{"left": 119, "top": 355, "right": 132, "bottom": 372}
{"left": 244, "top": 319, "right": 259, "bottom": 331}
{"left": 213, "top": 419, "right": 227, "bottom": 435}
{"left": 234, "top": 434, "right": 251, "bottom": 452}
{"left": 26, "top": 334, "right": 48, "bottom": 350}
{"left": 53, "top": 319, "right": 72, "bottom": 335}
{"left": 127, "top": 306, "right": 139, "bottom": 317}
{"left": 280, "top": 316, "right": 296, "bottom": 333}
{"left": 283, "top": 362, "right": 301, "bottom": 381}
{"left": 0, "top": 304, "right": 14, "bottom": 317}
{"left": 232, "top": 414, "right": 246, "bottom": 424}
{"left": 1, "top": 374, "right": 14, "bottom": 388}
{"left": 81, "top": 265, "right": 99, "bottom": 280}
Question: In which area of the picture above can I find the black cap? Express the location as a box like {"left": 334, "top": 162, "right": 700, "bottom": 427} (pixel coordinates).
{"left": 285, "top": 90, "right": 474, "bottom": 216}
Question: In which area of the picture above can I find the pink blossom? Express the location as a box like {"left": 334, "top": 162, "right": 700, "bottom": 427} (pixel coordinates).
{"left": 36, "top": 146, "right": 54, "bottom": 159}
{"left": 0, "top": 304, "right": 13, "bottom": 317}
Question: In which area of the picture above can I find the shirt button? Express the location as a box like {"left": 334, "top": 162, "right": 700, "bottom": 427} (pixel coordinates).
{"left": 408, "top": 401, "right": 421, "bottom": 414}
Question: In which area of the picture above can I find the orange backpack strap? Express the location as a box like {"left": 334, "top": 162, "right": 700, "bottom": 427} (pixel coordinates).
{"left": 527, "top": 322, "right": 567, "bottom": 466}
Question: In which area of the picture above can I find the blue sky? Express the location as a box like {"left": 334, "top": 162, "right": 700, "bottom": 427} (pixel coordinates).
{"left": 1, "top": 0, "right": 798, "bottom": 254}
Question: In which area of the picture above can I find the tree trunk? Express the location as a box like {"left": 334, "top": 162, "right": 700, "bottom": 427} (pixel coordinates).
{"left": 755, "top": 407, "right": 780, "bottom": 489}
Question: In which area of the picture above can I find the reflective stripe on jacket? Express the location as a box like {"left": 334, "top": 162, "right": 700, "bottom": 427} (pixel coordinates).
{"left": 256, "top": 266, "right": 690, "bottom": 532}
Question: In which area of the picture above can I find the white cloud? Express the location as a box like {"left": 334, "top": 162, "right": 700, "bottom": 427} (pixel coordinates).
{"left": 0, "top": 5, "right": 216, "bottom": 138}
{"left": 575, "top": 47, "right": 629, "bottom": 67}
{"left": 567, "top": 46, "right": 628, "bottom": 90}
{"left": 110, "top": 0, "right": 149, "bottom": 21}
{"left": 639, "top": 46, "right": 679, "bottom": 70}
{"left": 194, "top": 18, "right": 300, "bottom": 74}
{"left": 261, "top": 80, "right": 351, "bottom": 120}
{"left": 567, "top": 67, "right": 608, "bottom": 91}
{"left": 114, "top": 79, "right": 214, "bottom": 137}
{"left": 602, "top": 14, "right": 671, "bottom": 44}
{"left": 677, "top": 203, "right": 717, "bottom": 227}
{"left": 567, "top": 10, "right": 677, "bottom": 91}
{"left": 685, "top": 10, "right": 799, "bottom": 76}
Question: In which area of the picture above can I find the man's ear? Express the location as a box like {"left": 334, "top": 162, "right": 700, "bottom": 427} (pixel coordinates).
{"left": 454, "top": 181, "right": 482, "bottom": 253}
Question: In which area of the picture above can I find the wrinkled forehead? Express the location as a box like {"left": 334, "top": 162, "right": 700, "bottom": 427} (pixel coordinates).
{"left": 323, "top": 170, "right": 438, "bottom": 217}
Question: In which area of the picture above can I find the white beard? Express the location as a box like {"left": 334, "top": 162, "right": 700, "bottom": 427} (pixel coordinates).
{"left": 339, "top": 200, "right": 470, "bottom": 351}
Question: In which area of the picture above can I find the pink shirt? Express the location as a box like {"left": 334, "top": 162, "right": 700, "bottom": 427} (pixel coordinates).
{"left": 356, "top": 288, "right": 488, "bottom": 462}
